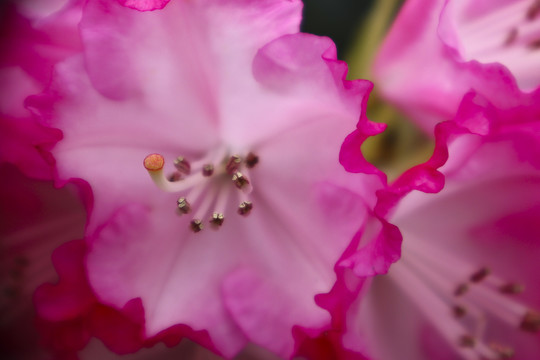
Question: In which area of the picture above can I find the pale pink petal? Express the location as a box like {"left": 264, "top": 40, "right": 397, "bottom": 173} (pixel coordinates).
{"left": 32, "top": 0, "right": 383, "bottom": 356}
{"left": 373, "top": 0, "right": 540, "bottom": 132}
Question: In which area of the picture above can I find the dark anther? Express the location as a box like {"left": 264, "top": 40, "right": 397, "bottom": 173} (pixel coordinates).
{"left": 177, "top": 197, "right": 191, "bottom": 214}
{"left": 168, "top": 171, "right": 182, "bottom": 182}
{"left": 527, "top": 0, "right": 540, "bottom": 21}
{"left": 458, "top": 335, "right": 476, "bottom": 348}
{"left": 190, "top": 219, "right": 203, "bottom": 233}
{"left": 504, "top": 28, "right": 518, "bottom": 46}
{"left": 528, "top": 38, "right": 540, "bottom": 50}
{"left": 174, "top": 156, "right": 191, "bottom": 174}
{"left": 238, "top": 201, "right": 253, "bottom": 216}
{"left": 499, "top": 283, "right": 525, "bottom": 294}
{"left": 454, "top": 283, "right": 469, "bottom": 297}
{"left": 489, "top": 343, "right": 515, "bottom": 359}
{"left": 232, "top": 172, "right": 250, "bottom": 189}
{"left": 470, "top": 267, "right": 490, "bottom": 283}
{"left": 520, "top": 310, "right": 540, "bottom": 333}
{"left": 245, "top": 152, "right": 259, "bottom": 168}
{"left": 226, "top": 155, "right": 242, "bottom": 174}
{"left": 452, "top": 305, "right": 467, "bottom": 318}
{"left": 210, "top": 213, "right": 225, "bottom": 227}
{"left": 202, "top": 164, "right": 214, "bottom": 177}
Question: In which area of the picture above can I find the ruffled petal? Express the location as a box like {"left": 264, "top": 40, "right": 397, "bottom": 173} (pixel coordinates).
{"left": 373, "top": 0, "right": 540, "bottom": 132}
{"left": 118, "top": 0, "right": 171, "bottom": 11}
{"left": 34, "top": 0, "right": 382, "bottom": 356}
{"left": 342, "top": 88, "right": 540, "bottom": 360}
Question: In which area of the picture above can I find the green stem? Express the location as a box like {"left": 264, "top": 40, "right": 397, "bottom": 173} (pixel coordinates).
{"left": 346, "top": 0, "right": 403, "bottom": 80}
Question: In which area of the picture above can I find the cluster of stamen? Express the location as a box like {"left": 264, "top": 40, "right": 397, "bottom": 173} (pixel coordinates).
{"left": 390, "top": 240, "right": 540, "bottom": 360}
{"left": 144, "top": 151, "right": 258, "bottom": 233}
{"left": 500, "top": 0, "right": 540, "bottom": 49}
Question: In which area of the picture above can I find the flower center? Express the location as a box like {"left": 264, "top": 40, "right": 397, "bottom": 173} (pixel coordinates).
{"left": 447, "top": 0, "right": 540, "bottom": 90}
{"left": 389, "top": 239, "right": 539, "bottom": 360}
{"left": 143, "top": 149, "right": 258, "bottom": 232}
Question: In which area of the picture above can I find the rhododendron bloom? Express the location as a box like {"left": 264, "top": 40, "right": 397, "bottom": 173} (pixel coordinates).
{"left": 340, "top": 92, "right": 540, "bottom": 359}
{"left": 373, "top": 0, "right": 540, "bottom": 132}
{"left": 31, "top": 0, "right": 382, "bottom": 357}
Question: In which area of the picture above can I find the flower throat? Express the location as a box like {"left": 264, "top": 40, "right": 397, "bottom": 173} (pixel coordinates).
{"left": 143, "top": 150, "right": 258, "bottom": 233}
{"left": 390, "top": 239, "right": 540, "bottom": 360}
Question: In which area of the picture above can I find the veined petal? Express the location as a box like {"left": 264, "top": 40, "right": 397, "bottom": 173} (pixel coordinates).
{"left": 34, "top": 0, "right": 380, "bottom": 357}
{"left": 373, "top": 0, "right": 540, "bottom": 132}
{"left": 342, "top": 91, "right": 540, "bottom": 360}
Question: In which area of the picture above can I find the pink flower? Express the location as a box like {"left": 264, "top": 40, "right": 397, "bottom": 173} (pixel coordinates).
{"left": 373, "top": 0, "right": 540, "bottom": 133}
{"left": 0, "top": 0, "right": 82, "bottom": 179}
{"left": 30, "top": 0, "right": 382, "bottom": 357}
{"left": 340, "top": 92, "right": 540, "bottom": 359}
{"left": 0, "top": 2, "right": 91, "bottom": 358}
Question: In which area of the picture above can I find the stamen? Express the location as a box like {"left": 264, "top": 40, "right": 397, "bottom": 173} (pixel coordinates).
{"left": 210, "top": 213, "right": 225, "bottom": 228}
{"left": 528, "top": 38, "right": 540, "bottom": 49}
{"left": 190, "top": 219, "right": 203, "bottom": 233}
{"left": 232, "top": 172, "right": 250, "bottom": 190}
{"left": 173, "top": 156, "right": 191, "bottom": 174}
{"left": 168, "top": 172, "right": 182, "bottom": 182}
{"left": 202, "top": 164, "right": 214, "bottom": 177}
{"left": 504, "top": 27, "right": 519, "bottom": 46}
{"left": 520, "top": 310, "right": 540, "bottom": 333}
{"left": 177, "top": 197, "right": 191, "bottom": 215}
{"left": 470, "top": 267, "right": 490, "bottom": 283}
{"left": 226, "top": 155, "right": 242, "bottom": 174}
{"left": 466, "top": 279, "right": 533, "bottom": 327}
{"left": 489, "top": 343, "right": 515, "bottom": 359}
{"left": 459, "top": 335, "right": 476, "bottom": 348}
{"left": 189, "top": 185, "right": 218, "bottom": 233}
{"left": 398, "top": 237, "right": 539, "bottom": 360}
{"left": 245, "top": 152, "right": 259, "bottom": 168}
{"left": 527, "top": 0, "right": 540, "bottom": 21}
{"left": 238, "top": 201, "right": 253, "bottom": 216}
{"left": 390, "top": 262, "right": 480, "bottom": 360}
{"left": 144, "top": 149, "right": 258, "bottom": 231}
{"left": 453, "top": 305, "right": 467, "bottom": 318}
{"left": 499, "top": 283, "right": 525, "bottom": 294}
{"left": 455, "top": 283, "right": 469, "bottom": 297}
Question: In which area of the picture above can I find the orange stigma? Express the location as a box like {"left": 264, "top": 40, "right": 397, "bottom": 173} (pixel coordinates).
{"left": 144, "top": 153, "right": 165, "bottom": 171}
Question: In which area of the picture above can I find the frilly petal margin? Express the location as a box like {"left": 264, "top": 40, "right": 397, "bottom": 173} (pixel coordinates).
{"left": 340, "top": 91, "right": 540, "bottom": 360}
{"left": 118, "top": 0, "right": 171, "bottom": 11}
{"left": 34, "top": 240, "right": 219, "bottom": 359}
{"left": 337, "top": 91, "right": 516, "bottom": 277}
{"left": 372, "top": 0, "right": 540, "bottom": 132}
{"left": 337, "top": 87, "right": 540, "bottom": 358}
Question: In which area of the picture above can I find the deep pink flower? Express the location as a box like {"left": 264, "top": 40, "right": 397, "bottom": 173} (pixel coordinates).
{"left": 30, "top": 0, "right": 383, "bottom": 357}
{"left": 0, "top": 2, "right": 91, "bottom": 358}
{"left": 0, "top": 0, "right": 82, "bottom": 179}
{"left": 340, "top": 92, "right": 540, "bottom": 359}
{"left": 0, "top": 164, "right": 87, "bottom": 359}
{"left": 373, "top": 0, "right": 540, "bottom": 133}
